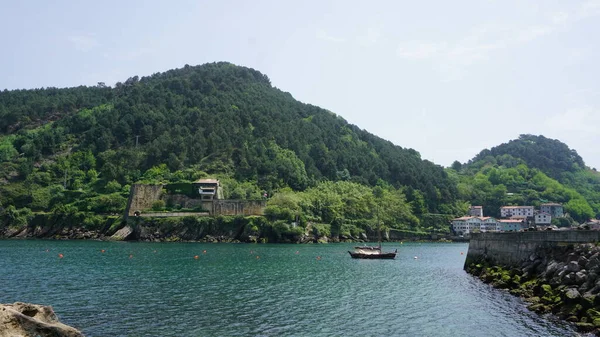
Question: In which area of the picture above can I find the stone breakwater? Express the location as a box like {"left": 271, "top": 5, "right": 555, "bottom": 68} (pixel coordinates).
{"left": 0, "top": 302, "right": 83, "bottom": 337}
{"left": 467, "top": 243, "right": 600, "bottom": 335}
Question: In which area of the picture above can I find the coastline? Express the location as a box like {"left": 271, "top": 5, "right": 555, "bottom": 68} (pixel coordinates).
{"left": 0, "top": 215, "right": 459, "bottom": 243}
{"left": 465, "top": 233, "right": 600, "bottom": 335}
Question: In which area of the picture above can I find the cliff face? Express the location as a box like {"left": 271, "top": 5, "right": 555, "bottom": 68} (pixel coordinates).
{"left": 466, "top": 243, "right": 600, "bottom": 334}
{"left": 0, "top": 302, "right": 83, "bottom": 337}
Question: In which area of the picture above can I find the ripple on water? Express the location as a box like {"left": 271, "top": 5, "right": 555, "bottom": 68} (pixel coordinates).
{"left": 0, "top": 241, "right": 582, "bottom": 336}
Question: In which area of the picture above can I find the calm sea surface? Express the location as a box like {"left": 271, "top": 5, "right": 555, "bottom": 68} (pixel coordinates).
{"left": 0, "top": 240, "right": 583, "bottom": 336}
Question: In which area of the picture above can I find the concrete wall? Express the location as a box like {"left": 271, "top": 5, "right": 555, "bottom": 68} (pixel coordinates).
{"left": 465, "top": 231, "right": 600, "bottom": 268}
{"left": 212, "top": 200, "right": 265, "bottom": 216}
{"left": 126, "top": 184, "right": 164, "bottom": 216}
{"left": 125, "top": 184, "right": 265, "bottom": 218}
{"left": 138, "top": 212, "right": 209, "bottom": 218}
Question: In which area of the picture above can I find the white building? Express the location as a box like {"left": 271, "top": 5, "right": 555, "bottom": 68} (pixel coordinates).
{"left": 498, "top": 219, "right": 526, "bottom": 232}
{"left": 500, "top": 206, "right": 534, "bottom": 218}
{"left": 452, "top": 216, "right": 500, "bottom": 234}
{"left": 468, "top": 206, "right": 483, "bottom": 217}
{"left": 540, "top": 203, "right": 564, "bottom": 218}
{"left": 535, "top": 212, "right": 552, "bottom": 226}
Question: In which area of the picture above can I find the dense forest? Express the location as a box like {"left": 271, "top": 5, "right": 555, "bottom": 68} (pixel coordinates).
{"left": 0, "top": 62, "right": 460, "bottom": 237}
{"left": 1, "top": 64, "right": 599, "bottom": 240}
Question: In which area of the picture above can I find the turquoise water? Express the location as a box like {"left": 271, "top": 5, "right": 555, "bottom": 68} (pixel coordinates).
{"left": 0, "top": 240, "right": 580, "bottom": 336}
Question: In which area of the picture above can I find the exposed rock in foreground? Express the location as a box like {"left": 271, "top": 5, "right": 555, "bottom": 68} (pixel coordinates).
{"left": 0, "top": 302, "right": 83, "bottom": 337}
{"left": 466, "top": 243, "right": 600, "bottom": 335}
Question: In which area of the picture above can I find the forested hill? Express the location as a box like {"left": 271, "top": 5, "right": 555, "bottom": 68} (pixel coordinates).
{"left": 451, "top": 134, "right": 600, "bottom": 223}
{"left": 468, "top": 134, "right": 587, "bottom": 180}
{"left": 0, "top": 62, "right": 456, "bottom": 214}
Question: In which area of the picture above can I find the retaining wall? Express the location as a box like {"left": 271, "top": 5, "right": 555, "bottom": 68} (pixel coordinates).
{"left": 465, "top": 230, "right": 600, "bottom": 268}
{"left": 125, "top": 184, "right": 265, "bottom": 218}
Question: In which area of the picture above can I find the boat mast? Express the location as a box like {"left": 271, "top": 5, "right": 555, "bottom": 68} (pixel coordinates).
{"left": 377, "top": 206, "right": 382, "bottom": 250}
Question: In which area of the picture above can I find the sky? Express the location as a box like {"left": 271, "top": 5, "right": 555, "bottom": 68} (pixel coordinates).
{"left": 1, "top": 0, "right": 599, "bottom": 169}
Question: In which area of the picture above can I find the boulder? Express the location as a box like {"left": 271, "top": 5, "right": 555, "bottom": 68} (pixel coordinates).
{"left": 576, "top": 271, "right": 588, "bottom": 284}
{"left": 0, "top": 302, "right": 83, "bottom": 337}
{"left": 567, "top": 261, "right": 581, "bottom": 273}
{"left": 586, "top": 256, "right": 600, "bottom": 271}
{"left": 565, "top": 288, "right": 581, "bottom": 300}
{"left": 567, "top": 253, "right": 579, "bottom": 263}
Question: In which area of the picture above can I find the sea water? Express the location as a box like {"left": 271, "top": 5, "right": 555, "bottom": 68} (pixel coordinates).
{"left": 0, "top": 240, "right": 581, "bottom": 336}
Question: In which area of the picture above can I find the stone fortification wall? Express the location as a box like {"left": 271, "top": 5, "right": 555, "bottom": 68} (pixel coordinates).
{"left": 125, "top": 184, "right": 164, "bottom": 216}
{"left": 466, "top": 231, "right": 600, "bottom": 268}
{"left": 125, "top": 184, "right": 266, "bottom": 217}
{"left": 162, "top": 195, "right": 206, "bottom": 210}
{"left": 138, "top": 212, "right": 210, "bottom": 217}
{"left": 212, "top": 200, "right": 265, "bottom": 216}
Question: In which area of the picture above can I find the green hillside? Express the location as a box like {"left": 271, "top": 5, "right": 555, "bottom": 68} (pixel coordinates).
{"left": 0, "top": 62, "right": 460, "bottom": 236}
{"left": 452, "top": 134, "right": 600, "bottom": 223}
{"left": 3, "top": 64, "right": 599, "bottom": 238}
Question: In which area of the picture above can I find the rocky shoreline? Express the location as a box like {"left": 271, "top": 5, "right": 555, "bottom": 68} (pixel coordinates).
{"left": 466, "top": 243, "right": 600, "bottom": 335}
{"left": 0, "top": 302, "right": 83, "bottom": 337}
{"left": 0, "top": 217, "right": 456, "bottom": 243}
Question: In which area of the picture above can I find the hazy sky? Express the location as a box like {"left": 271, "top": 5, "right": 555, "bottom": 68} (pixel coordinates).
{"left": 1, "top": 1, "right": 599, "bottom": 169}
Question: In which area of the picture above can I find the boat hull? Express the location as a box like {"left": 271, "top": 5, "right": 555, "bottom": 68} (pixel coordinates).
{"left": 348, "top": 251, "right": 397, "bottom": 259}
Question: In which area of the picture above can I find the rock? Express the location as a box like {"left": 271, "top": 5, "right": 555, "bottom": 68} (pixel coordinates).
{"left": 578, "top": 256, "right": 589, "bottom": 266}
{"left": 567, "top": 253, "right": 579, "bottom": 263}
{"left": 360, "top": 233, "right": 368, "bottom": 241}
{"left": 544, "top": 261, "right": 560, "bottom": 278}
{"left": 565, "top": 288, "right": 581, "bottom": 300}
{"left": 567, "top": 261, "right": 581, "bottom": 273}
{"left": 110, "top": 225, "right": 134, "bottom": 241}
{"left": 576, "top": 271, "right": 588, "bottom": 284}
{"left": 0, "top": 302, "right": 83, "bottom": 337}
{"left": 586, "top": 256, "right": 600, "bottom": 271}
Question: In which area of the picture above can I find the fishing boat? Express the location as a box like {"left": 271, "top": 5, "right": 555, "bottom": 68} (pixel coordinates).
{"left": 348, "top": 214, "right": 397, "bottom": 259}
{"left": 348, "top": 245, "right": 397, "bottom": 259}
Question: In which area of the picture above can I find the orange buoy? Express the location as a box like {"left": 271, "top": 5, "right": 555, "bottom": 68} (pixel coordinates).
{"left": 101, "top": 249, "right": 106, "bottom": 253}
{"left": 256, "top": 255, "right": 260, "bottom": 259}
{"left": 58, "top": 253, "right": 64, "bottom": 259}
{"left": 194, "top": 255, "right": 199, "bottom": 259}
{"left": 203, "top": 250, "right": 207, "bottom": 254}
{"left": 316, "top": 256, "right": 321, "bottom": 260}
{"left": 129, "top": 254, "right": 133, "bottom": 259}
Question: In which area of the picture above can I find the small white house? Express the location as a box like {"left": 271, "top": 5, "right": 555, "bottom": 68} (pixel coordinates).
{"left": 535, "top": 212, "right": 552, "bottom": 226}
{"left": 498, "top": 219, "right": 526, "bottom": 232}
